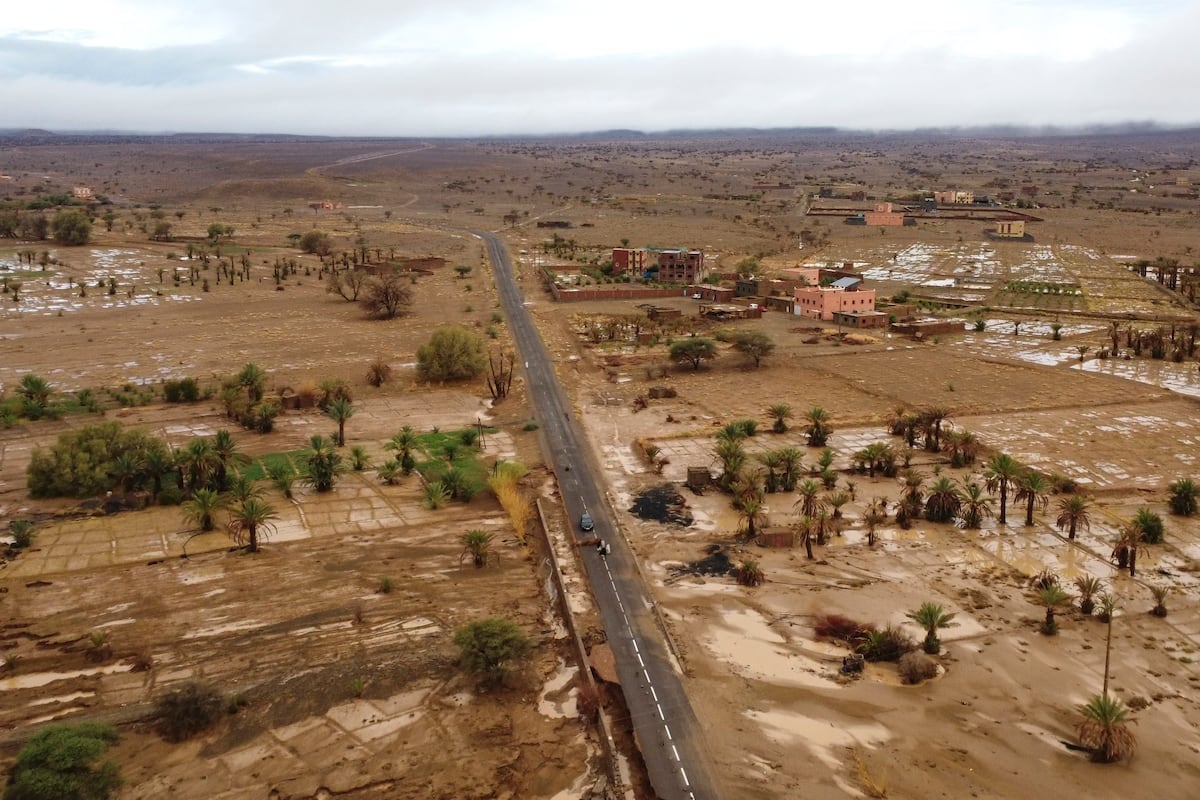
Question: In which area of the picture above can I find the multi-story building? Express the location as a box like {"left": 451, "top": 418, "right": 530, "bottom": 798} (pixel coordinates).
{"left": 794, "top": 277, "right": 877, "bottom": 321}
{"left": 611, "top": 246, "right": 706, "bottom": 283}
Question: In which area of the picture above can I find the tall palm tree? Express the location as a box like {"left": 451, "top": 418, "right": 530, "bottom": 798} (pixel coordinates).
{"left": 984, "top": 453, "right": 1023, "bottom": 524}
{"left": 1055, "top": 494, "right": 1092, "bottom": 540}
{"left": 182, "top": 488, "right": 224, "bottom": 532}
{"left": 109, "top": 450, "right": 146, "bottom": 494}
{"left": 906, "top": 602, "right": 957, "bottom": 654}
{"left": 794, "top": 479, "right": 822, "bottom": 519}
{"left": 211, "top": 429, "right": 247, "bottom": 491}
{"left": 925, "top": 476, "right": 961, "bottom": 523}
{"left": 1167, "top": 477, "right": 1199, "bottom": 516}
{"left": 326, "top": 397, "right": 355, "bottom": 447}
{"left": 1077, "top": 695, "right": 1137, "bottom": 763}
{"left": 1015, "top": 470, "right": 1052, "bottom": 526}
{"left": 768, "top": 403, "right": 792, "bottom": 434}
{"left": 804, "top": 406, "right": 832, "bottom": 447}
{"left": 227, "top": 496, "right": 279, "bottom": 553}
{"left": 714, "top": 438, "right": 746, "bottom": 490}
{"left": 738, "top": 496, "right": 766, "bottom": 541}
{"left": 957, "top": 479, "right": 993, "bottom": 529}
{"left": 237, "top": 362, "right": 267, "bottom": 404}
{"left": 863, "top": 498, "right": 888, "bottom": 546}
{"left": 141, "top": 445, "right": 174, "bottom": 499}
{"left": 179, "top": 437, "right": 220, "bottom": 492}
{"left": 756, "top": 450, "right": 784, "bottom": 493}
{"left": 921, "top": 406, "right": 951, "bottom": 452}
{"left": 896, "top": 469, "right": 925, "bottom": 528}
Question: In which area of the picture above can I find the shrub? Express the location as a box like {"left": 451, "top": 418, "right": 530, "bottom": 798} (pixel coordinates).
{"left": 417, "top": 325, "right": 488, "bottom": 382}
{"left": 898, "top": 651, "right": 939, "bottom": 684}
{"left": 814, "top": 613, "right": 873, "bottom": 648}
{"left": 453, "top": 617, "right": 533, "bottom": 687}
{"left": 9, "top": 519, "right": 35, "bottom": 548}
{"left": 156, "top": 484, "right": 184, "bottom": 506}
{"left": 27, "top": 421, "right": 168, "bottom": 498}
{"left": 155, "top": 682, "right": 223, "bottom": 742}
{"left": 858, "top": 625, "right": 916, "bottom": 663}
{"left": 365, "top": 358, "right": 392, "bottom": 387}
{"left": 5, "top": 723, "right": 120, "bottom": 800}
{"left": 1133, "top": 507, "right": 1164, "bottom": 544}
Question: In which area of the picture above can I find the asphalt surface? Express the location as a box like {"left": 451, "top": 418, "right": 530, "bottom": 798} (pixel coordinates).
{"left": 480, "top": 232, "right": 719, "bottom": 800}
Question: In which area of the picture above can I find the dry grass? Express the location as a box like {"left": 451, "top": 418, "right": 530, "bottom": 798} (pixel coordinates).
{"left": 853, "top": 748, "right": 889, "bottom": 798}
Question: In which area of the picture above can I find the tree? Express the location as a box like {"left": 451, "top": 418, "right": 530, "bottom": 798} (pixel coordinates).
{"left": 27, "top": 422, "right": 167, "bottom": 498}
{"left": 1015, "top": 470, "right": 1051, "bottom": 526}
{"left": 16, "top": 374, "right": 53, "bottom": 409}
{"left": 984, "top": 452, "right": 1023, "bottom": 524}
{"left": 298, "top": 229, "right": 333, "bottom": 256}
{"left": 804, "top": 406, "right": 832, "bottom": 447}
{"left": 1077, "top": 695, "right": 1137, "bottom": 763}
{"left": 737, "top": 496, "right": 766, "bottom": 540}
{"left": 51, "top": 210, "right": 91, "bottom": 246}
{"left": 236, "top": 362, "right": 267, "bottom": 404}
{"left": 957, "top": 479, "right": 993, "bottom": 529}
{"left": 906, "top": 602, "right": 957, "bottom": 654}
{"left": 326, "top": 397, "right": 354, "bottom": 447}
{"left": 206, "top": 222, "right": 233, "bottom": 242}
{"left": 303, "top": 435, "right": 344, "bottom": 492}
{"left": 178, "top": 437, "right": 220, "bottom": 492}
{"left": 328, "top": 269, "right": 369, "bottom": 301}
{"left": 794, "top": 479, "right": 822, "bottom": 519}
{"left": 461, "top": 529, "right": 496, "bottom": 567}
{"left": 1074, "top": 575, "right": 1103, "bottom": 615}
{"left": 669, "top": 337, "right": 718, "bottom": 370}
{"left": 924, "top": 476, "right": 961, "bottom": 523}
{"left": 768, "top": 403, "right": 792, "bottom": 433}
{"left": 150, "top": 220, "right": 173, "bottom": 241}
{"left": 1131, "top": 506, "right": 1164, "bottom": 544}
{"left": 417, "top": 326, "right": 487, "bottom": 382}
{"left": 453, "top": 618, "right": 532, "bottom": 687}
{"left": 3, "top": 723, "right": 120, "bottom": 800}
{"left": 1168, "top": 477, "right": 1199, "bottom": 516}
{"left": 732, "top": 331, "right": 775, "bottom": 367}
{"left": 385, "top": 426, "right": 420, "bottom": 475}
{"left": 211, "top": 429, "right": 247, "bottom": 491}
{"left": 943, "top": 428, "right": 980, "bottom": 467}
{"left": 1055, "top": 494, "right": 1092, "bottom": 540}
{"left": 154, "top": 683, "right": 222, "bottom": 743}
{"left": 1036, "top": 585, "right": 1071, "bottom": 635}
{"left": 182, "top": 488, "right": 224, "bottom": 532}
{"left": 360, "top": 271, "right": 413, "bottom": 319}
{"left": 227, "top": 497, "right": 279, "bottom": 553}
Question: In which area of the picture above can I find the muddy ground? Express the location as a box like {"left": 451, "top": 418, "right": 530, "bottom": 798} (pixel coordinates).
{"left": 3, "top": 131, "right": 1200, "bottom": 799}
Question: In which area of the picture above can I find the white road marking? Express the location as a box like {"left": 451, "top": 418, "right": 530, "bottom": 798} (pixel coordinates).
{"left": 680, "top": 768, "right": 690, "bottom": 786}
{"left": 637, "top": 653, "right": 645, "bottom": 667}
{"left": 672, "top": 745, "right": 681, "bottom": 761}
{"left": 657, "top": 704, "right": 665, "bottom": 721}
{"left": 663, "top": 723, "right": 671, "bottom": 739}
{"left": 650, "top": 686, "right": 657, "bottom": 701}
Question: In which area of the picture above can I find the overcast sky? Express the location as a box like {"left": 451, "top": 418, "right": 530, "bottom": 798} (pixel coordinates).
{"left": 1, "top": 0, "right": 1197, "bottom": 136}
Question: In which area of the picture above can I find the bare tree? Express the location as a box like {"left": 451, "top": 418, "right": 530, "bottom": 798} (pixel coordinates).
{"left": 329, "top": 268, "right": 369, "bottom": 301}
{"left": 487, "top": 351, "right": 516, "bottom": 400}
{"left": 360, "top": 271, "right": 413, "bottom": 320}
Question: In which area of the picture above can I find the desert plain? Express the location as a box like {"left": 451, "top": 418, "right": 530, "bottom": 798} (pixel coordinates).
{"left": 2, "top": 129, "right": 1200, "bottom": 799}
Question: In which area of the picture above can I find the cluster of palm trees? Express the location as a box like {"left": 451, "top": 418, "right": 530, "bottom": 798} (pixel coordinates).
{"left": 218, "top": 362, "right": 280, "bottom": 434}
{"left": 177, "top": 431, "right": 279, "bottom": 553}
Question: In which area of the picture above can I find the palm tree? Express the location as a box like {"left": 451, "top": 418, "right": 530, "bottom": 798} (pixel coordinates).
{"left": 1015, "top": 470, "right": 1051, "bottom": 526}
{"left": 178, "top": 437, "right": 220, "bottom": 492}
{"left": 826, "top": 490, "right": 850, "bottom": 519}
{"left": 1055, "top": 494, "right": 1092, "bottom": 540}
{"left": 1167, "top": 477, "right": 1199, "bottom": 516}
{"left": 921, "top": 406, "right": 950, "bottom": 452}
{"left": 738, "top": 495, "right": 767, "bottom": 541}
{"left": 736, "top": 560, "right": 765, "bottom": 587}
{"left": 182, "top": 488, "right": 224, "bottom": 532}
{"left": 804, "top": 406, "right": 832, "bottom": 447}
{"left": 1077, "top": 695, "right": 1137, "bottom": 763}
{"left": 794, "top": 479, "right": 822, "bottom": 519}
{"left": 385, "top": 425, "right": 420, "bottom": 475}
{"left": 227, "top": 496, "right": 279, "bottom": 553}
{"left": 886, "top": 405, "right": 910, "bottom": 437}
{"left": 714, "top": 438, "right": 746, "bottom": 490}
{"left": 943, "top": 429, "right": 980, "bottom": 467}
{"left": 864, "top": 498, "right": 888, "bottom": 546}
{"left": 326, "top": 397, "right": 355, "bottom": 447}
{"left": 142, "top": 445, "right": 174, "bottom": 499}
{"left": 1036, "top": 584, "right": 1071, "bottom": 635}
{"left": 1149, "top": 584, "right": 1169, "bottom": 617}
{"left": 896, "top": 469, "right": 925, "bottom": 528}
{"left": 906, "top": 602, "right": 957, "bottom": 654}
{"left": 303, "top": 435, "right": 344, "bottom": 492}
{"left": 756, "top": 450, "right": 784, "bottom": 493}
{"left": 768, "top": 403, "right": 792, "bottom": 434}
{"left": 955, "top": 479, "right": 993, "bottom": 527}
{"left": 237, "top": 362, "right": 267, "bottom": 404}
{"left": 924, "top": 476, "right": 961, "bottom": 523}
{"left": 461, "top": 529, "right": 496, "bottom": 568}
{"left": 109, "top": 450, "right": 146, "bottom": 494}
{"left": 778, "top": 447, "right": 804, "bottom": 492}
{"left": 17, "top": 374, "right": 53, "bottom": 409}
{"left": 1075, "top": 575, "right": 1103, "bottom": 615}
{"left": 266, "top": 459, "right": 297, "bottom": 499}
{"left": 796, "top": 517, "right": 816, "bottom": 559}
{"left": 211, "top": 429, "right": 247, "bottom": 491}
{"left": 225, "top": 471, "right": 264, "bottom": 504}
{"left": 984, "top": 453, "right": 1023, "bottom": 525}
{"left": 349, "top": 445, "right": 371, "bottom": 471}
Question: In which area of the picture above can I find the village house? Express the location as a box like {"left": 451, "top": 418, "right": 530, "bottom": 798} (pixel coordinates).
{"left": 935, "top": 189, "right": 975, "bottom": 205}
{"left": 72, "top": 186, "right": 94, "bottom": 200}
{"left": 991, "top": 220, "right": 1027, "bottom": 239}
{"left": 612, "top": 246, "right": 706, "bottom": 283}
{"left": 793, "top": 277, "right": 877, "bottom": 321}
{"left": 864, "top": 202, "right": 905, "bottom": 226}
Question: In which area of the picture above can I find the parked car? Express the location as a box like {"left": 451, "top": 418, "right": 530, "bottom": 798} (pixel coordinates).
{"left": 580, "top": 511, "right": 594, "bottom": 532}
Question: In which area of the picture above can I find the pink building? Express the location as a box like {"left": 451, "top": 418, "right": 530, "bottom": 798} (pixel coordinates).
{"left": 864, "top": 202, "right": 904, "bottom": 226}
{"left": 776, "top": 266, "right": 821, "bottom": 285}
{"left": 793, "top": 281, "right": 877, "bottom": 321}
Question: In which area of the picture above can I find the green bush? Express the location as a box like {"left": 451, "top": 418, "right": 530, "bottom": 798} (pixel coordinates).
{"left": 453, "top": 617, "right": 533, "bottom": 687}
{"left": 1133, "top": 507, "right": 1165, "bottom": 544}
{"left": 155, "top": 484, "right": 184, "bottom": 506}
{"left": 417, "top": 325, "right": 487, "bottom": 382}
{"left": 27, "top": 421, "right": 169, "bottom": 498}
{"left": 857, "top": 624, "right": 917, "bottom": 663}
{"left": 4, "top": 723, "right": 120, "bottom": 800}
{"left": 162, "top": 377, "right": 201, "bottom": 403}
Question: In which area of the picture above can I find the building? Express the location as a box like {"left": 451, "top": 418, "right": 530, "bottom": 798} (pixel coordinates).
{"left": 935, "top": 190, "right": 975, "bottom": 205}
{"left": 611, "top": 247, "right": 646, "bottom": 276}
{"left": 776, "top": 266, "right": 821, "bottom": 286}
{"left": 864, "top": 202, "right": 905, "bottom": 226}
{"left": 654, "top": 248, "right": 706, "bottom": 283}
{"left": 72, "top": 186, "right": 94, "bottom": 200}
{"left": 794, "top": 278, "right": 878, "bottom": 321}
{"left": 831, "top": 309, "right": 889, "bottom": 329}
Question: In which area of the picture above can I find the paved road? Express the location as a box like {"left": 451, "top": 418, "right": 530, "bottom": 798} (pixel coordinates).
{"left": 480, "top": 232, "right": 718, "bottom": 800}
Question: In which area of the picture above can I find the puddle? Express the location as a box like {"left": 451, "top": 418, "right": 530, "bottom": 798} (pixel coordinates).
{"left": 747, "top": 707, "right": 890, "bottom": 769}
{"left": 180, "top": 620, "right": 268, "bottom": 639}
{"left": 0, "top": 663, "right": 133, "bottom": 691}
{"left": 27, "top": 690, "right": 96, "bottom": 707}
{"left": 537, "top": 658, "right": 579, "bottom": 719}
{"left": 704, "top": 607, "right": 837, "bottom": 688}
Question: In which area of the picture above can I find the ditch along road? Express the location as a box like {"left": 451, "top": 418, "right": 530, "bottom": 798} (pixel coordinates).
{"left": 480, "top": 231, "right": 719, "bottom": 800}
